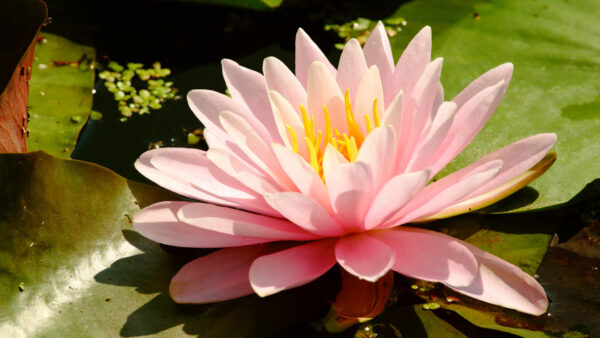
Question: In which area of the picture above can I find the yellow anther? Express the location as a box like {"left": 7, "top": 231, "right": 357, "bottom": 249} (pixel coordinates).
{"left": 365, "top": 114, "right": 373, "bottom": 134}
{"left": 348, "top": 136, "right": 358, "bottom": 162}
{"left": 299, "top": 104, "right": 313, "bottom": 141}
{"left": 286, "top": 125, "right": 299, "bottom": 154}
{"left": 323, "top": 105, "right": 332, "bottom": 145}
{"left": 344, "top": 89, "right": 364, "bottom": 145}
{"left": 305, "top": 136, "right": 320, "bottom": 174}
{"left": 373, "top": 98, "right": 381, "bottom": 127}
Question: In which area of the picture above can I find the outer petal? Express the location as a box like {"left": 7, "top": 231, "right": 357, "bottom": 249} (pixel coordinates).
{"left": 335, "top": 234, "right": 396, "bottom": 282}
{"left": 327, "top": 161, "right": 374, "bottom": 231}
{"left": 391, "top": 26, "right": 432, "bottom": 104}
{"left": 429, "top": 80, "right": 507, "bottom": 175}
{"left": 177, "top": 202, "right": 317, "bottom": 241}
{"left": 295, "top": 28, "right": 336, "bottom": 87}
{"left": 424, "top": 134, "right": 557, "bottom": 220}
{"left": 364, "top": 170, "right": 430, "bottom": 230}
{"left": 170, "top": 245, "right": 266, "bottom": 303}
{"left": 135, "top": 149, "right": 238, "bottom": 207}
{"left": 134, "top": 201, "right": 269, "bottom": 247}
{"left": 249, "top": 239, "right": 337, "bottom": 297}
{"left": 451, "top": 241, "right": 549, "bottom": 316}
{"left": 364, "top": 21, "right": 394, "bottom": 101}
{"left": 222, "top": 59, "right": 280, "bottom": 142}
{"left": 265, "top": 192, "right": 345, "bottom": 237}
{"left": 336, "top": 39, "right": 368, "bottom": 100}
{"left": 452, "top": 63, "right": 513, "bottom": 109}
{"left": 390, "top": 160, "right": 503, "bottom": 225}
{"left": 263, "top": 56, "right": 307, "bottom": 112}
{"left": 373, "top": 228, "right": 478, "bottom": 287}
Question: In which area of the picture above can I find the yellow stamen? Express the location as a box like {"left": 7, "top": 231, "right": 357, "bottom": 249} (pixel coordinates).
{"left": 373, "top": 98, "right": 381, "bottom": 127}
{"left": 365, "top": 114, "right": 373, "bottom": 134}
{"left": 344, "top": 90, "right": 364, "bottom": 145}
{"left": 323, "top": 105, "right": 332, "bottom": 145}
{"left": 348, "top": 136, "right": 358, "bottom": 162}
{"left": 286, "top": 125, "right": 299, "bottom": 153}
{"left": 305, "top": 136, "right": 320, "bottom": 174}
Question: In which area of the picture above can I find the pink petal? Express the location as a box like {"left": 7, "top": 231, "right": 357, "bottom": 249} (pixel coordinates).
{"left": 429, "top": 80, "right": 507, "bottom": 175}
{"left": 170, "top": 245, "right": 266, "bottom": 303}
{"left": 381, "top": 90, "right": 404, "bottom": 146}
{"left": 451, "top": 241, "right": 548, "bottom": 315}
{"left": 353, "top": 65, "right": 384, "bottom": 134}
{"left": 249, "top": 239, "right": 337, "bottom": 297}
{"left": 177, "top": 202, "right": 317, "bottom": 241}
{"left": 396, "top": 58, "right": 444, "bottom": 172}
{"left": 219, "top": 111, "right": 295, "bottom": 190}
{"left": 187, "top": 90, "right": 266, "bottom": 143}
{"left": 206, "top": 147, "right": 279, "bottom": 196}
{"left": 373, "top": 227, "right": 478, "bottom": 287}
{"left": 307, "top": 62, "right": 345, "bottom": 132}
{"left": 405, "top": 101, "right": 457, "bottom": 172}
{"left": 452, "top": 63, "right": 513, "bottom": 109}
{"left": 425, "top": 134, "right": 557, "bottom": 220}
{"left": 364, "top": 21, "right": 394, "bottom": 102}
{"left": 327, "top": 161, "right": 374, "bottom": 231}
{"left": 295, "top": 28, "right": 336, "bottom": 88}
{"left": 336, "top": 39, "right": 368, "bottom": 101}
{"left": 364, "top": 170, "right": 430, "bottom": 230}
{"left": 356, "top": 126, "right": 397, "bottom": 190}
{"left": 135, "top": 149, "right": 238, "bottom": 207}
{"left": 264, "top": 192, "right": 345, "bottom": 237}
{"left": 391, "top": 160, "right": 503, "bottom": 225}
{"left": 272, "top": 144, "right": 331, "bottom": 210}
{"left": 322, "top": 143, "right": 349, "bottom": 184}
{"left": 263, "top": 56, "right": 307, "bottom": 112}
{"left": 335, "top": 234, "right": 396, "bottom": 282}
{"left": 222, "top": 59, "right": 280, "bottom": 143}
{"left": 391, "top": 26, "right": 432, "bottom": 105}
{"left": 134, "top": 201, "right": 268, "bottom": 247}
{"left": 268, "top": 90, "right": 309, "bottom": 160}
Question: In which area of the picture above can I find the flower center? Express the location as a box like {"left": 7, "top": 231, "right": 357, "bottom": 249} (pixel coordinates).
{"left": 285, "top": 90, "right": 381, "bottom": 178}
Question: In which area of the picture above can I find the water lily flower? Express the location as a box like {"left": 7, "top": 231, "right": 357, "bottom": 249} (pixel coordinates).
{"left": 134, "top": 23, "right": 556, "bottom": 316}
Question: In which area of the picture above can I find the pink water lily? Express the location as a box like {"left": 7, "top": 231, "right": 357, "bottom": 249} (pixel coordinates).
{"left": 134, "top": 23, "right": 556, "bottom": 316}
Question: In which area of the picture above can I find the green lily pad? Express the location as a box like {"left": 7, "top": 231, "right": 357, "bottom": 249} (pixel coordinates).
{"left": 27, "top": 32, "right": 95, "bottom": 158}
{"left": 389, "top": 0, "right": 600, "bottom": 210}
{"left": 0, "top": 152, "right": 335, "bottom": 336}
{"left": 158, "top": 0, "right": 283, "bottom": 10}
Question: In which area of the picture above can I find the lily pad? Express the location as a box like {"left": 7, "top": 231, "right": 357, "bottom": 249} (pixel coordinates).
{"left": 389, "top": 0, "right": 600, "bottom": 210}
{"left": 161, "top": 0, "right": 283, "bottom": 10}
{"left": 27, "top": 32, "right": 95, "bottom": 158}
{"left": 0, "top": 152, "right": 335, "bottom": 336}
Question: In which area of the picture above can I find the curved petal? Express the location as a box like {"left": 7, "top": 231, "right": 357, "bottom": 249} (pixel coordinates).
{"left": 307, "top": 62, "right": 345, "bottom": 132}
{"left": 335, "top": 234, "right": 396, "bottom": 282}
{"left": 430, "top": 80, "right": 507, "bottom": 175}
{"left": 451, "top": 241, "right": 548, "bottom": 316}
{"left": 170, "top": 245, "right": 266, "bottom": 303}
{"left": 452, "top": 63, "right": 513, "bottom": 109}
{"left": 322, "top": 143, "right": 349, "bottom": 185}
{"left": 295, "top": 28, "right": 336, "bottom": 88}
{"left": 364, "top": 21, "right": 394, "bottom": 101}
{"left": 220, "top": 111, "right": 295, "bottom": 190}
{"left": 327, "top": 161, "right": 374, "bottom": 231}
{"left": 249, "top": 239, "right": 337, "bottom": 297}
{"left": 391, "top": 160, "right": 503, "bottom": 225}
{"left": 134, "top": 201, "right": 269, "bottom": 247}
{"left": 424, "top": 135, "right": 557, "bottom": 221}
{"left": 222, "top": 59, "right": 280, "bottom": 142}
{"left": 264, "top": 192, "right": 345, "bottom": 237}
{"left": 177, "top": 202, "right": 317, "bottom": 241}
{"left": 272, "top": 143, "right": 330, "bottom": 210}
{"left": 263, "top": 56, "right": 307, "bottom": 112}
{"left": 373, "top": 227, "right": 478, "bottom": 287}
{"left": 364, "top": 170, "right": 430, "bottom": 230}
{"left": 268, "top": 90, "right": 309, "bottom": 159}
{"left": 356, "top": 126, "right": 397, "bottom": 189}
{"left": 135, "top": 150, "right": 238, "bottom": 207}
{"left": 336, "top": 39, "right": 367, "bottom": 100}
{"left": 353, "top": 65, "right": 384, "bottom": 134}
{"left": 391, "top": 26, "right": 432, "bottom": 103}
